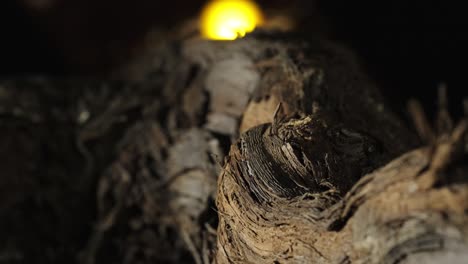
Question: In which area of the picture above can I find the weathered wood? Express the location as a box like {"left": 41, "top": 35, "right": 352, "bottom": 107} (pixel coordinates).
{"left": 1, "top": 32, "right": 466, "bottom": 264}
{"left": 173, "top": 35, "right": 467, "bottom": 263}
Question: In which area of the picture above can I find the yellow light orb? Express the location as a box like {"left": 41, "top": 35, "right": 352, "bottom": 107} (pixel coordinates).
{"left": 200, "top": 0, "right": 264, "bottom": 40}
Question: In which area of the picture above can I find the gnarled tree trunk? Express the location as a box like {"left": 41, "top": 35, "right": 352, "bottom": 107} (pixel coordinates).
{"left": 1, "top": 32, "right": 467, "bottom": 264}
{"left": 116, "top": 34, "right": 467, "bottom": 263}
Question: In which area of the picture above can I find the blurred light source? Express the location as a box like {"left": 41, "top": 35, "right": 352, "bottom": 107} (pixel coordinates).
{"left": 200, "top": 0, "right": 264, "bottom": 40}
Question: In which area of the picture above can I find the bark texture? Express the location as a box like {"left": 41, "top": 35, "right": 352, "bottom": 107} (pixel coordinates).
{"left": 0, "top": 33, "right": 467, "bottom": 264}
{"left": 117, "top": 34, "right": 468, "bottom": 263}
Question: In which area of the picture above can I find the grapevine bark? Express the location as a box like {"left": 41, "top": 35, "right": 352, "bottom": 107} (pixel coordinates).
{"left": 0, "top": 33, "right": 467, "bottom": 264}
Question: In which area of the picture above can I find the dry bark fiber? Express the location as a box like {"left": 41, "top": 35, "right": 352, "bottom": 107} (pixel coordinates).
{"left": 0, "top": 32, "right": 467, "bottom": 264}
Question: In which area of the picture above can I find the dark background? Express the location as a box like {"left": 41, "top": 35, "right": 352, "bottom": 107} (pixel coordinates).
{"left": 0, "top": 0, "right": 466, "bottom": 118}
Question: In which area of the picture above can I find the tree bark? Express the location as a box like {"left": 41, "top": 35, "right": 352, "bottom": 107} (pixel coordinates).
{"left": 114, "top": 33, "right": 468, "bottom": 263}
{"left": 1, "top": 33, "right": 467, "bottom": 264}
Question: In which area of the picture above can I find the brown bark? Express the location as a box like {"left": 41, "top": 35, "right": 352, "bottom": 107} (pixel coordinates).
{"left": 115, "top": 33, "right": 466, "bottom": 263}
{"left": 1, "top": 32, "right": 467, "bottom": 264}
{"left": 183, "top": 36, "right": 467, "bottom": 263}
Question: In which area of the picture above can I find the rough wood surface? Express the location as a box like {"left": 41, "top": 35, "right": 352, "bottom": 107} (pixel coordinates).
{"left": 109, "top": 34, "right": 468, "bottom": 263}
{"left": 0, "top": 33, "right": 466, "bottom": 264}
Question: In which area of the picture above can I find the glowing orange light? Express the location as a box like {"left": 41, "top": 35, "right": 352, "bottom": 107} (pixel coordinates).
{"left": 200, "top": 0, "right": 264, "bottom": 40}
